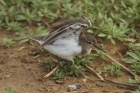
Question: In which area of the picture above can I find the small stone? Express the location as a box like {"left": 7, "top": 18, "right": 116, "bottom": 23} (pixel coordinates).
{"left": 82, "top": 79, "right": 87, "bottom": 82}
{"left": 55, "top": 80, "right": 64, "bottom": 84}
{"left": 68, "top": 83, "right": 82, "bottom": 92}
{"left": 46, "top": 88, "right": 51, "bottom": 92}
{"left": 102, "top": 89, "right": 110, "bottom": 92}
{"left": 29, "top": 49, "right": 40, "bottom": 56}
{"left": 5, "top": 74, "right": 11, "bottom": 78}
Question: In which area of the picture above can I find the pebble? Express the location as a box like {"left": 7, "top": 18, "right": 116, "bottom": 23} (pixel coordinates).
{"left": 5, "top": 74, "right": 11, "bottom": 79}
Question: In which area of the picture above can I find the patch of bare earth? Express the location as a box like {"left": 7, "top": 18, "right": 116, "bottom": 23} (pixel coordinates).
{"left": 0, "top": 30, "right": 133, "bottom": 93}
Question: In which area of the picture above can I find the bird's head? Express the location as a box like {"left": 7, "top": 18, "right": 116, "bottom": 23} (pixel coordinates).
{"left": 80, "top": 35, "right": 105, "bottom": 55}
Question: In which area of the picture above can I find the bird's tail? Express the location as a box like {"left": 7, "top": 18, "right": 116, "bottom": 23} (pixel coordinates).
{"left": 21, "top": 34, "right": 36, "bottom": 41}
{"left": 20, "top": 34, "right": 45, "bottom": 44}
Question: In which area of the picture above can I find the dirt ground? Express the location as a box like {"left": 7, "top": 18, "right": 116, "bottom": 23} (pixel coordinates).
{"left": 0, "top": 29, "right": 134, "bottom": 93}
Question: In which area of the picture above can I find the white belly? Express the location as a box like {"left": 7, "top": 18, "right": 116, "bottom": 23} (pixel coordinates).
{"left": 43, "top": 35, "right": 82, "bottom": 61}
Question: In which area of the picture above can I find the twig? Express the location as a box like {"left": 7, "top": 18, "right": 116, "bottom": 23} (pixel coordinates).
{"left": 19, "top": 47, "right": 26, "bottom": 51}
{"left": 42, "top": 20, "right": 51, "bottom": 29}
{"left": 54, "top": 0, "right": 64, "bottom": 15}
{"left": 83, "top": 64, "right": 105, "bottom": 81}
{"left": 44, "top": 65, "right": 59, "bottom": 78}
{"left": 73, "top": 64, "right": 95, "bottom": 82}
{"left": 104, "top": 78, "right": 139, "bottom": 90}
{"left": 72, "top": 1, "right": 82, "bottom": 8}
{"left": 94, "top": 46, "right": 139, "bottom": 80}
{"left": 64, "top": 90, "right": 89, "bottom": 93}
{"left": 32, "top": 55, "right": 40, "bottom": 58}
{"left": 106, "top": 54, "right": 139, "bottom": 79}
{"left": 84, "top": 64, "right": 139, "bottom": 90}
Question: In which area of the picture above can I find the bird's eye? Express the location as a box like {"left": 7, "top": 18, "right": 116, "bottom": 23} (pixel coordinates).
{"left": 88, "top": 41, "right": 91, "bottom": 44}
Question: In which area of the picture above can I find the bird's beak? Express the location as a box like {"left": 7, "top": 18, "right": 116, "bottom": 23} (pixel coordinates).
{"left": 92, "top": 44, "right": 106, "bottom": 53}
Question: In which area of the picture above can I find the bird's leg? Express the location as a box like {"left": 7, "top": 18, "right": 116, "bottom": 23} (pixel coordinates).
{"left": 71, "top": 60, "right": 95, "bottom": 81}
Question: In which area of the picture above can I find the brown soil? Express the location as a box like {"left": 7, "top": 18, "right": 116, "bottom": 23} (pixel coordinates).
{"left": 0, "top": 30, "right": 134, "bottom": 93}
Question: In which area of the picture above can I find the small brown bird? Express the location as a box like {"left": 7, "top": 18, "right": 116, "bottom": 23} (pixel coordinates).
{"left": 23, "top": 16, "right": 104, "bottom": 79}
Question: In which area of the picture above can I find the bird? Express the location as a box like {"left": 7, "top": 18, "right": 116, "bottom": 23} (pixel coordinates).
{"left": 22, "top": 15, "right": 105, "bottom": 79}
{"left": 21, "top": 16, "right": 140, "bottom": 90}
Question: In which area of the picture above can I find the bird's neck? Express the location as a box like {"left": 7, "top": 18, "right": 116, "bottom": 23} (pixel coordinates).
{"left": 80, "top": 46, "right": 92, "bottom": 55}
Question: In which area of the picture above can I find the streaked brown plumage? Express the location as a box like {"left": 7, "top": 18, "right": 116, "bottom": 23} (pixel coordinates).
{"left": 22, "top": 16, "right": 103, "bottom": 79}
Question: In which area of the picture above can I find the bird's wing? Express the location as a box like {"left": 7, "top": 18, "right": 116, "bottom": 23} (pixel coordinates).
{"left": 41, "top": 22, "right": 88, "bottom": 46}
{"left": 22, "top": 16, "right": 91, "bottom": 46}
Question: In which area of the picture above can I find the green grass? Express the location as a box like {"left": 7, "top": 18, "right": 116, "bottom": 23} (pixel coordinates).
{"left": 40, "top": 54, "right": 95, "bottom": 80}
{"left": 0, "top": 0, "right": 140, "bottom": 82}
{"left": 133, "top": 90, "right": 140, "bottom": 93}
{"left": 5, "top": 88, "right": 18, "bottom": 93}
{"left": 122, "top": 51, "right": 140, "bottom": 74}
{"left": 1, "top": 38, "right": 15, "bottom": 48}
{"left": 104, "top": 62, "right": 122, "bottom": 77}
